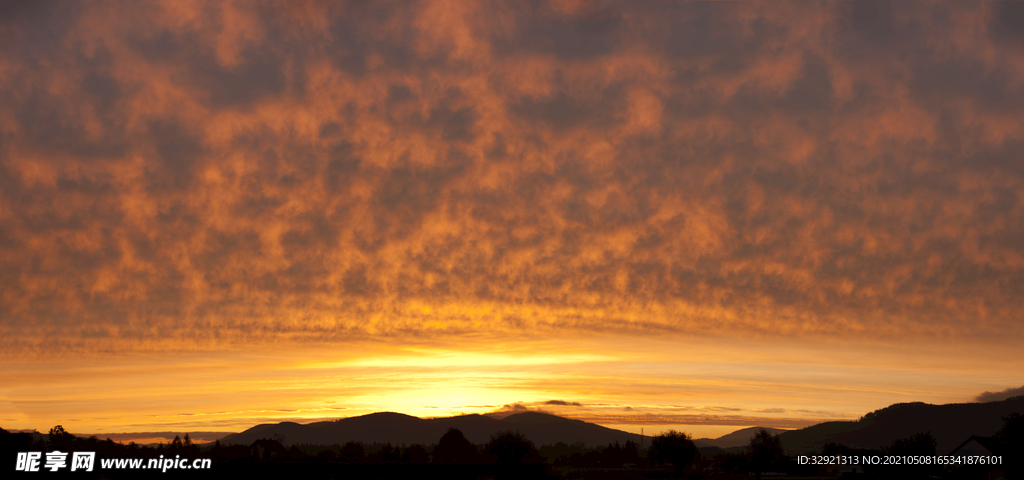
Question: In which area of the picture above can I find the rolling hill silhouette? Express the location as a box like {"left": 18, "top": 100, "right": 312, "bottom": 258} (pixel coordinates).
{"left": 219, "top": 411, "right": 644, "bottom": 447}
{"left": 779, "top": 396, "right": 1024, "bottom": 454}
{"left": 693, "top": 426, "right": 788, "bottom": 448}
{"left": 216, "top": 397, "right": 1023, "bottom": 454}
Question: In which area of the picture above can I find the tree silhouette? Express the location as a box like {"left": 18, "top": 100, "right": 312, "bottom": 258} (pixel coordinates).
{"left": 2, "top": 427, "right": 34, "bottom": 455}
{"left": 621, "top": 440, "right": 640, "bottom": 465}
{"left": 433, "top": 427, "right": 479, "bottom": 464}
{"left": 882, "top": 432, "right": 937, "bottom": 479}
{"left": 749, "top": 428, "right": 784, "bottom": 480}
{"left": 48, "top": 425, "right": 75, "bottom": 451}
{"left": 484, "top": 430, "right": 541, "bottom": 465}
{"left": 317, "top": 448, "right": 339, "bottom": 462}
{"left": 339, "top": 441, "right": 365, "bottom": 463}
{"left": 601, "top": 440, "right": 641, "bottom": 467}
{"left": 884, "top": 431, "right": 936, "bottom": 456}
{"left": 996, "top": 413, "right": 1023, "bottom": 479}
{"left": 180, "top": 432, "right": 200, "bottom": 456}
{"left": 648, "top": 430, "right": 699, "bottom": 474}
{"left": 371, "top": 442, "right": 401, "bottom": 463}
{"left": 403, "top": 444, "right": 430, "bottom": 463}
{"left": 996, "top": 411, "right": 1023, "bottom": 446}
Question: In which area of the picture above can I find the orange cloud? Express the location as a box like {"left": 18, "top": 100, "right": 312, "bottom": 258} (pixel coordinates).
{"left": 0, "top": 1, "right": 1022, "bottom": 356}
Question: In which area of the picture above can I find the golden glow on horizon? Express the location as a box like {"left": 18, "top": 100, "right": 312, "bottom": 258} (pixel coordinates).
{"left": 2, "top": 337, "right": 1021, "bottom": 440}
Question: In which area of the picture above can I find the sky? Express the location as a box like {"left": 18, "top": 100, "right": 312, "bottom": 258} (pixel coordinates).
{"left": 1, "top": 0, "right": 1023, "bottom": 443}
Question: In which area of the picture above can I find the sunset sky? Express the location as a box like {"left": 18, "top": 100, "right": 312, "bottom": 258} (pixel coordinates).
{"left": 2, "top": 1, "right": 1023, "bottom": 443}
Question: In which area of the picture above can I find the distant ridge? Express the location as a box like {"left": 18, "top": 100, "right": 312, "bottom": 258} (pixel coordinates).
{"left": 209, "top": 397, "right": 1024, "bottom": 452}
{"left": 779, "top": 396, "right": 1024, "bottom": 454}
{"left": 219, "top": 411, "right": 643, "bottom": 447}
{"left": 693, "top": 426, "right": 788, "bottom": 448}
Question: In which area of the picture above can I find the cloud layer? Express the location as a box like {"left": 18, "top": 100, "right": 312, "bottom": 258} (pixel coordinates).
{"left": 1, "top": 1, "right": 1023, "bottom": 358}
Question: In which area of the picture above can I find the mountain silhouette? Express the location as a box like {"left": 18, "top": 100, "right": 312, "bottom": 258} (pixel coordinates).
{"left": 219, "top": 411, "right": 643, "bottom": 447}
{"left": 218, "top": 397, "right": 1023, "bottom": 453}
{"left": 779, "top": 396, "right": 1024, "bottom": 454}
{"left": 693, "top": 426, "right": 789, "bottom": 448}
{"left": 229, "top": 421, "right": 337, "bottom": 446}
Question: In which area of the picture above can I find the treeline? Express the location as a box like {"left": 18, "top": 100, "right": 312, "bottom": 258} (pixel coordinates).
{"left": 2, "top": 425, "right": 207, "bottom": 457}
{"left": 1, "top": 424, "right": 697, "bottom": 468}
{"left": 6, "top": 415, "right": 1019, "bottom": 479}
{"left": 1, "top": 425, "right": 697, "bottom": 479}
{"left": 215, "top": 429, "right": 543, "bottom": 465}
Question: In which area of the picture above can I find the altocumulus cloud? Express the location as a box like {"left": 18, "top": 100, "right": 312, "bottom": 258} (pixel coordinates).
{"left": 0, "top": 1, "right": 1023, "bottom": 357}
